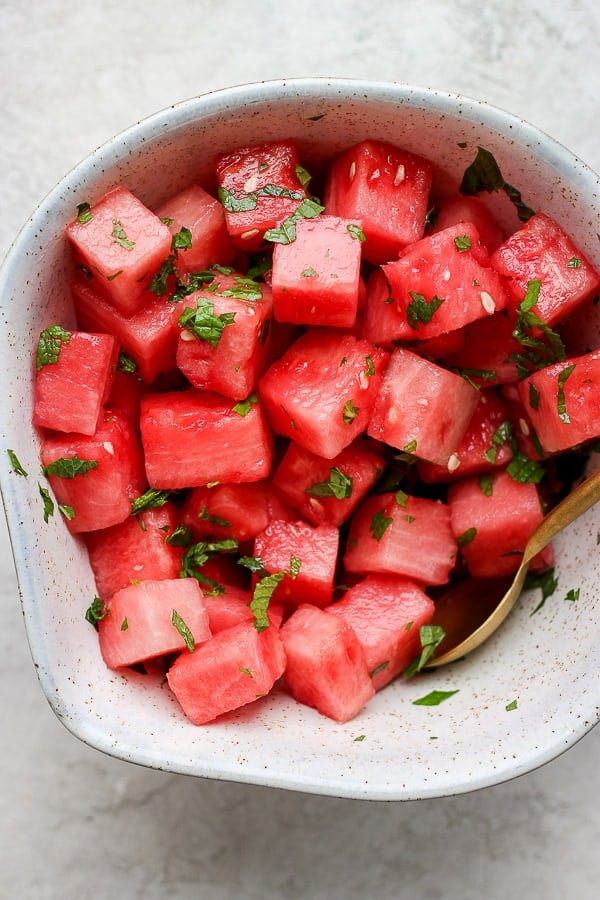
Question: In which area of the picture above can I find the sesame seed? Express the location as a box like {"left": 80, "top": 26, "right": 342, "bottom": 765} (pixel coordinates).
{"left": 447, "top": 453, "right": 461, "bottom": 473}
{"left": 103, "top": 441, "right": 115, "bottom": 455}
{"left": 519, "top": 417, "right": 530, "bottom": 436}
{"left": 393, "top": 164, "right": 406, "bottom": 185}
{"left": 349, "top": 161, "right": 356, "bottom": 180}
{"left": 180, "top": 330, "right": 195, "bottom": 341}
{"left": 243, "top": 173, "right": 260, "bottom": 193}
{"left": 480, "top": 291, "right": 496, "bottom": 314}
{"left": 240, "top": 228, "right": 260, "bottom": 241}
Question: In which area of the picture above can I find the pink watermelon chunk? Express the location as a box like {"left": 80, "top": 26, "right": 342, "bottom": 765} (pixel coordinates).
{"left": 323, "top": 139, "right": 433, "bottom": 264}
{"left": 85, "top": 501, "right": 184, "bottom": 600}
{"left": 491, "top": 211, "right": 600, "bottom": 325}
{"left": 367, "top": 346, "right": 480, "bottom": 466}
{"left": 447, "top": 470, "right": 545, "bottom": 578}
{"left": 253, "top": 518, "right": 339, "bottom": 611}
{"left": 139, "top": 389, "right": 274, "bottom": 489}
{"left": 271, "top": 215, "right": 363, "bottom": 328}
{"left": 40, "top": 409, "right": 146, "bottom": 533}
{"left": 166, "top": 620, "right": 287, "bottom": 725}
{"left": 280, "top": 603, "right": 375, "bottom": 722}
{"left": 328, "top": 574, "right": 435, "bottom": 690}
{"left": 258, "top": 328, "right": 389, "bottom": 459}
{"left": 33, "top": 327, "right": 118, "bottom": 436}
{"left": 343, "top": 491, "right": 457, "bottom": 586}
{"left": 66, "top": 186, "right": 173, "bottom": 317}
{"left": 155, "top": 183, "right": 235, "bottom": 274}
{"left": 98, "top": 577, "right": 211, "bottom": 670}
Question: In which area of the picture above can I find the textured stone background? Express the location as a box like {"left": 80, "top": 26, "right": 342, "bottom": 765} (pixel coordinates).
{"left": 1, "top": 2, "right": 599, "bottom": 897}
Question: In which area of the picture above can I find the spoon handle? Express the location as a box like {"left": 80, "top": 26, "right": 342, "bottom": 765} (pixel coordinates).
{"left": 523, "top": 465, "right": 600, "bottom": 565}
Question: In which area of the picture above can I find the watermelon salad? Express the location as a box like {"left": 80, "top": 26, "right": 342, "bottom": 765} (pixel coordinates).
{"left": 22, "top": 136, "right": 600, "bottom": 726}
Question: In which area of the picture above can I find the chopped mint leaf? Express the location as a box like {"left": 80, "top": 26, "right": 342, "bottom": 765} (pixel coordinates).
{"left": 567, "top": 256, "right": 582, "bottom": 268}
{"left": 454, "top": 234, "right": 471, "bottom": 251}
{"left": 198, "top": 507, "right": 231, "bottom": 529}
{"left": 529, "top": 382, "right": 541, "bottom": 410}
{"left": 171, "top": 226, "right": 192, "bottom": 252}
{"left": 232, "top": 393, "right": 258, "bottom": 417}
{"left": 218, "top": 186, "right": 258, "bottom": 213}
{"left": 302, "top": 267, "right": 318, "bottom": 277}
{"left": 58, "top": 504, "right": 76, "bottom": 520}
{"left": 149, "top": 256, "right": 176, "bottom": 295}
{"left": 295, "top": 164, "right": 312, "bottom": 190}
{"left": 460, "top": 146, "right": 535, "bottom": 221}
{"left": 505, "top": 699, "right": 518, "bottom": 711}
{"left": 557, "top": 363, "right": 576, "bottom": 424}
{"left": 120, "top": 617, "right": 129, "bottom": 631}
{"left": 251, "top": 571, "right": 286, "bottom": 631}
{"left": 38, "top": 484, "right": 54, "bottom": 522}
{"left": 264, "top": 197, "right": 324, "bottom": 244}
{"left": 237, "top": 555, "right": 268, "bottom": 577}
{"left": 369, "top": 508, "right": 393, "bottom": 541}
{"left": 36, "top": 324, "right": 71, "bottom": 370}
{"left": 111, "top": 218, "right": 135, "bottom": 251}
{"left": 406, "top": 292, "right": 445, "bottom": 330}
{"left": 76, "top": 201, "right": 93, "bottom": 224}
{"left": 305, "top": 466, "right": 353, "bottom": 500}
{"left": 370, "top": 661, "right": 389, "bottom": 678}
{"left": 527, "top": 568, "right": 558, "bottom": 614}
{"left": 565, "top": 587, "right": 580, "bottom": 602}
{"left": 7, "top": 449, "right": 27, "bottom": 477}
{"left": 347, "top": 223, "right": 366, "bottom": 242}
{"left": 403, "top": 624, "right": 446, "bottom": 676}
{"left": 457, "top": 526, "right": 477, "bottom": 547}
{"left": 117, "top": 351, "right": 139, "bottom": 374}
{"left": 85, "top": 596, "right": 108, "bottom": 630}
{"left": 290, "top": 555, "right": 302, "bottom": 579}
{"left": 506, "top": 452, "right": 545, "bottom": 484}
{"left": 43, "top": 455, "right": 98, "bottom": 479}
{"left": 342, "top": 399, "right": 359, "bottom": 425}
{"left": 180, "top": 538, "right": 239, "bottom": 582}
{"left": 171, "top": 609, "right": 195, "bottom": 652}
{"left": 131, "top": 489, "right": 173, "bottom": 516}
{"left": 178, "top": 297, "right": 236, "bottom": 348}
{"left": 413, "top": 689, "right": 459, "bottom": 706}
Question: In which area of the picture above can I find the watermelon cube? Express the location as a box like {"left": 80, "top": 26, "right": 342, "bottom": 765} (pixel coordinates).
{"left": 66, "top": 187, "right": 173, "bottom": 317}
{"left": 166, "top": 620, "right": 287, "bottom": 724}
{"left": 417, "top": 388, "right": 514, "bottom": 483}
{"left": 85, "top": 501, "right": 184, "bottom": 600}
{"left": 367, "top": 347, "right": 480, "bottom": 467}
{"left": 328, "top": 574, "right": 435, "bottom": 690}
{"left": 98, "top": 577, "right": 211, "bottom": 670}
{"left": 33, "top": 326, "right": 118, "bottom": 436}
{"left": 323, "top": 139, "right": 433, "bottom": 264}
{"left": 280, "top": 603, "right": 375, "bottom": 722}
{"left": 381, "top": 222, "right": 510, "bottom": 341}
{"left": 155, "top": 183, "right": 235, "bottom": 274}
{"left": 271, "top": 215, "right": 363, "bottom": 328}
{"left": 447, "top": 469, "right": 545, "bottom": 578}
{"left": 271, "top": 439, "right": 385, "bottom": 528}
{"left": 72, "top": 275, "right": 180, "bottom": 384}
{"left": 442, "top": 309, "right": 522, "bottom": 386}
{"left": 428, "top": 195, "right": 505, "bottom": 253}
{"left": 174, "top": 272, "right": 273, "bottom": 400}
{"left": 215, "top": 139, "right": 308, "bottom": 251}
{"left": 491, "top": 211, "right": 600, "bottom": 324}
{"left": 516, "top": 349, "right": 600, "bottom": 453}
{"left": 179, "top": 479, "right": 295, "bottom": 543}
{"left": 343, "top": 491, "right": 457, "bottom": 586}
{"left": 139, "top": 389, "right": 273, "bottom": 489}
{"left": 40, "top": 409, "right": 146, "bottom": 533}
{"left": 202, "top": 584, "right": 284, "bottom": 634}
{"left": 253, "top": 519, "right": 339, "bottom": 610}
{"left": 258, "top": 329, "right": 389, "bottom": 459}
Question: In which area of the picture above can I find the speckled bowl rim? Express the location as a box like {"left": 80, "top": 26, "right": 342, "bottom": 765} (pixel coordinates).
{"left": 1, "top": 78, "right": 599, "bottom": 801}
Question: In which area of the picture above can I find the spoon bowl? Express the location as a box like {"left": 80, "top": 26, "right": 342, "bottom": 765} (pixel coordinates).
{"left": 427, "top": 464, "right": 600, "bottom": 667}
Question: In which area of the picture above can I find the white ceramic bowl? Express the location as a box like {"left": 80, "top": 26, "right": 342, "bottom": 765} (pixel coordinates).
{"left": 1, "top": 78, "right": 598, "bottom": 801}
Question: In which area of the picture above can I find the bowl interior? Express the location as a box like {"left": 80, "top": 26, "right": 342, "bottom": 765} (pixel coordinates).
{"left": 1, "top": 78, "right": 598, "bottom": 800}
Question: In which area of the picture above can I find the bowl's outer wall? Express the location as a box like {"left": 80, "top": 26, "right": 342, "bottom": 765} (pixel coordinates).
{"left": 1, "top": 79, "right": 598, "bottom": 800}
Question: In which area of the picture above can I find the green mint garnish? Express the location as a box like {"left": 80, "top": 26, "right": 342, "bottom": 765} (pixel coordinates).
{"left": 111, "top": 218, "right": 135, "bottom": 251}
{"left": 403, "top": 624, "right": 447, "bottom": 676}
{"left": 36, "top": 324, "right": 71, "bottom": 370}
{"left": 369, "top": 508, "right": 393, "bottom": 541}
{"left": 232, "top": 393, "right": 258, "bottom": 417}
{"left": 7, "top": 449, "right": 28, "bottom": 477}
{"left": 76, "top": 202, "right": 93, "bottom": 224}
{"left": 43, "top": 455, "right": 98, "bottom": 479}
{"left": 305, "top": 467, "right": 353, "bottom": 501}
{"left": 406, "top": 291, "right": 445, "bottom": 330}
{"left": 171, "top": 609, "right": 195, "bottom": 652}
{"left": 178, "top": 297, "right": 236, "bottom": 348}
{"left": 412, "top": 689, "right": 459, "bottom": 707}
{"left": 85, "top": 596, "right": 108, "bottom": 630}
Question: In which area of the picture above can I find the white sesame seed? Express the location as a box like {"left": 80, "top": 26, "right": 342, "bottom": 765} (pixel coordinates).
{"left": 447, "top": 453, "right": 461, "bottom": 473}
{"left": 519, "top": 417, "right": 530, "bottom": 436}
{"left": 103, "top": 441, "right": 114, "bottom": 455}
{"left": 349, "top": 161, "right": 356, "bottom": 180}
{"left": 443, "top": 268, "right": 451, "bottom": 282}
{"left": 393, "top": 164, "right": 406, "bottom": 185}
{"left": 480, "top": 291, "right": 496, "bottom": 314}
{"left": 180, "top": 330, "right": 196, "bottom": 341}
{"left": 243, "top": 173, "right": 260, "bottom": 193}
{"left": 240, "top": 228, "right": 260, "bottom": 241}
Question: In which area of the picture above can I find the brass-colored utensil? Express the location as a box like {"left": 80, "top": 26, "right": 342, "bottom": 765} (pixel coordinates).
{"left": 426, "top": 466, "right": 600, "bottom": 668}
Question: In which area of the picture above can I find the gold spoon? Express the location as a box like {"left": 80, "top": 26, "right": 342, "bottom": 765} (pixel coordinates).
{"left": 426, "top": 465, "right": 600, "bottom": 668}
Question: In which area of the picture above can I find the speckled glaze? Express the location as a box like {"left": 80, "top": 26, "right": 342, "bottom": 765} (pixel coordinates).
{"left": 0, "top": 79, "right": 598, "bottom": 801}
